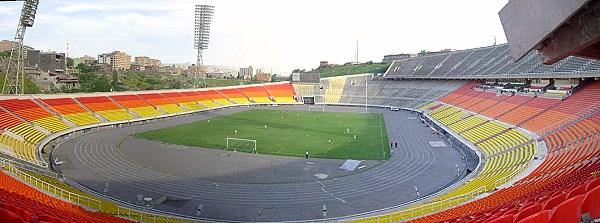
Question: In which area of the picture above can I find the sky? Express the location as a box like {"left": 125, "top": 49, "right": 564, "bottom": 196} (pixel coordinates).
{"left": 0, "top": 0, "right": 509, "bottom": 74}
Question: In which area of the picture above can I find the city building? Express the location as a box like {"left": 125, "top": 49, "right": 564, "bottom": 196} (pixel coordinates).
{"left": 239, "top": 66, "right": 253, "bottom": 80}
{"left": 26, "top": 50, "right": 66, "bottom": 75}
{"left": 0, "top": 40, "right": 33, "bottom": 52}
{"left": 98, "top": 53, "right": 112, "bottom": 65}
{"left": 134, "top": 56, "right": 161, "bottom": 67}
{"left": 98, "top": 51, "right": 132, "bottom": 71}
{"left": 72, "top": 55, "right": 96, "bottom": 67}
{"left": 256, "top": 72, "right": 272, "bottom": 82}
{"left": 110, "top": 51, "right": 131, "bottom": 71}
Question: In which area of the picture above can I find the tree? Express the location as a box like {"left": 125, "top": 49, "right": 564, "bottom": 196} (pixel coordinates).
{"left": 76, "top": 63, "right": 95, "bottom": 73}
{"left": 0, "top": 51, "right": 10, "bottom": 58}
{"left": 111, "top": 71, "right": 119, "bottom": 91}
{"left": 66, "top": 57, "right": 74, "bottom": 68}
{"left": 419, "top": 50, "right": 431, "bottom": 56}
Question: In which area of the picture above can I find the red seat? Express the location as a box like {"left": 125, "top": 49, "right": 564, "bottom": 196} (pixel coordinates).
{"left": 37, "top": 214, "right": 68, "bottom": 223}
{"left": 567, "top": 185, "right": 586, "bottom": 198}
{"left": 585, "top": 178, "right": 600, "bottom": 192}
{"left": 543, "top": 193, "right": 566, "bottom": 210}
{"left": 514, "top": 203, "right": 542, "bottom": 222}
{"left": 0, "top": 203, "right": 33, "bottom": 222}
{"left": 487, "top": 214, "right": 513, "bottom": 223}
{"left": 548, "top": 195, "right": 584, "bottom": 223}
{"left": 0, "top": 208, "right": 24, "bottom": 223}
{"left": 582, "top": 185, "right": 600, "bottom": 220}
{"left": 517, "top": 210, "right": 550, "bottom": 223}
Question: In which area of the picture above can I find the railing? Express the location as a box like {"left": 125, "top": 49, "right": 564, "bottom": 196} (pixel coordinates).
{"left": 494, "top": 160, "right": 532, "bottom": 188}
{"left": 116, "top": 206, "right": 192, "bottom": 223}
{"left": 3, "top": 163, "right": 102, "bottom": 210}
{"left": 1, "top": 159, "right": 199, "bottom": 223}
{"left": 0, "top": 156, "right": 59, "bottom": 178}
{"left": 348, "top": 186, "right": 487, "bottom": 222}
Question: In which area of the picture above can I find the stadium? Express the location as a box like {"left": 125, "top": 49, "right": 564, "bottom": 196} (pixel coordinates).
{"left": 0, "top": 0, "right": 600, "bottom": 223}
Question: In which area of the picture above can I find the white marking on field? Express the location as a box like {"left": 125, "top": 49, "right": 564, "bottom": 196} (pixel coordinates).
{"left": 317, "top": 181, "right": 346, "bottom": 204}
{"left": 340, "top": 160, "right": 362, "bottom": 171}
{"left": 314, "top": 173, "right": 328, "bottom": 179}
{"left": 428, "top": 141, "right": 447, "bottom": 148}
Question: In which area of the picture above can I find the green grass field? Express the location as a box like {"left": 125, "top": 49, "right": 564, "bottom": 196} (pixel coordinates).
{"left": 317, "top": 63, "right": 391, "bottom": 78}
{"left": 135, "top": 109, "right": 390, "bottom": 160}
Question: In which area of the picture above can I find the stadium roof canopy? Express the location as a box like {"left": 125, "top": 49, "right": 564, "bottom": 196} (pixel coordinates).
{"left": 499, "top": 0, "right": 600, "bottom": 65}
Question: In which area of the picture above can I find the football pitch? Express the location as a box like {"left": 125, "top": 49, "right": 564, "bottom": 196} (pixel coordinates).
{"left": 135, "top": 109, "right": 391, "bottom": 160}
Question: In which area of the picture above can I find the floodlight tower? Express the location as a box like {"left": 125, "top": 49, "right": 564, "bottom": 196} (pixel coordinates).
{"left": 2, "top": 0, "right": 39, "bottom": 95}
{"left": 194, "top": 4, "right": 214, "bottom": 65}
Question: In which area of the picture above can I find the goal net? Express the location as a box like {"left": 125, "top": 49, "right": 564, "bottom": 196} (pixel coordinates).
{"left": 226, "top": 138, "right": 257, "bottom": 153}
{"left": 308, "top": 106, "right": 325, "bottom": 112}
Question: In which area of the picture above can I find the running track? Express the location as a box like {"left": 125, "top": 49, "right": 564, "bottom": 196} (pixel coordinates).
{"left": 53, "top": 106, "right": 470, "bottom": 222}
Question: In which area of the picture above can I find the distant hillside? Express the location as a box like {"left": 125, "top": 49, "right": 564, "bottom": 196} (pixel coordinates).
{"left": 317, "top": 63, "right": 390, "bottom": 78}
{"left": 200, "top": 78, "right": 263, "bottom": 88}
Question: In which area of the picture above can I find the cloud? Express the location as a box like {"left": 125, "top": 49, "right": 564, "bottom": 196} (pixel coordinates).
{"left": 0, "top": 0, "right": 510, "bottom": 73}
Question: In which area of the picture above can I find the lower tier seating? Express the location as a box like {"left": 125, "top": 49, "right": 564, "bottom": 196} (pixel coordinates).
{"left": 0, "top": 171, "right": 133, "bottom": 223}
{"left": 9, "top": 123, "right": 47, "bottom": 144}
{"left": 0, "top": 134, "right": 37, "bottom": 164}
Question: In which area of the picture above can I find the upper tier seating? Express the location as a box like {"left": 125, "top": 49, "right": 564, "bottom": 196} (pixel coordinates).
{"left": 321, "top": 76, "right": 347, "bottom": 104}
{"left": 200, "top": 90, "right": 233, "bottom": 107}
{"left": 0, "top": 109, "right": 47, "bottom": 145}
{"left": 264, "top": 83, "right": 298, "bottom": 103}
{"left": 184, "top": 91, "right": 220, "bottom": 108}
{"left": 137, "top": 93, "right": 185, "bottom": 114}
{"left": 385, "top": 43, "right": 600, "bottom": 79}
{"left": 161, "top": 92, "right": 207, "bottom": 111}
{"left": 110, "top": 94, "right": 162, "bottom": 118}
{"left": 292, "top": 83, "right": 319, "bottom": 97}
{"left": 239, "top": 86, "right": 273, "bottom": 103}
{"left": 0, "top": 99, "right": 69, "bottom": 133}
{"left": 217, "top": 88, "right": 251, "bottom": 105}
{"left": 522, "top": 81, "right": 600, "bottom": 133}
{"left": 75, "top": 96, "right": 133, "bottom": 122}
{"left": 41, "top": 98, "right": 100, "bottom": 126}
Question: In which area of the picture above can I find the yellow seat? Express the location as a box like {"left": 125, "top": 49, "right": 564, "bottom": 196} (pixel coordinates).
{"left": 130, "top": 106, "right": 162, "bottom": 118}
{"left": 65, "top": 112, "right": 101, "bottom": 126}
{"left": 158, "top": 104, "right": 185, "bottom": 114}
{"left": 32, "top": 116, "right": 70, "bottom": 133}
{"left": 98, "top": 109, "right": 134, "bottom": 122}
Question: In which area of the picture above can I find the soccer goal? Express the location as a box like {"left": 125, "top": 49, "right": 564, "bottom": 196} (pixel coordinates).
{"left": 226, "top": 138, "right": 257, "bottom": 153}
{"left": 308, "top": 106, "right": 325, "bottom": 112}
